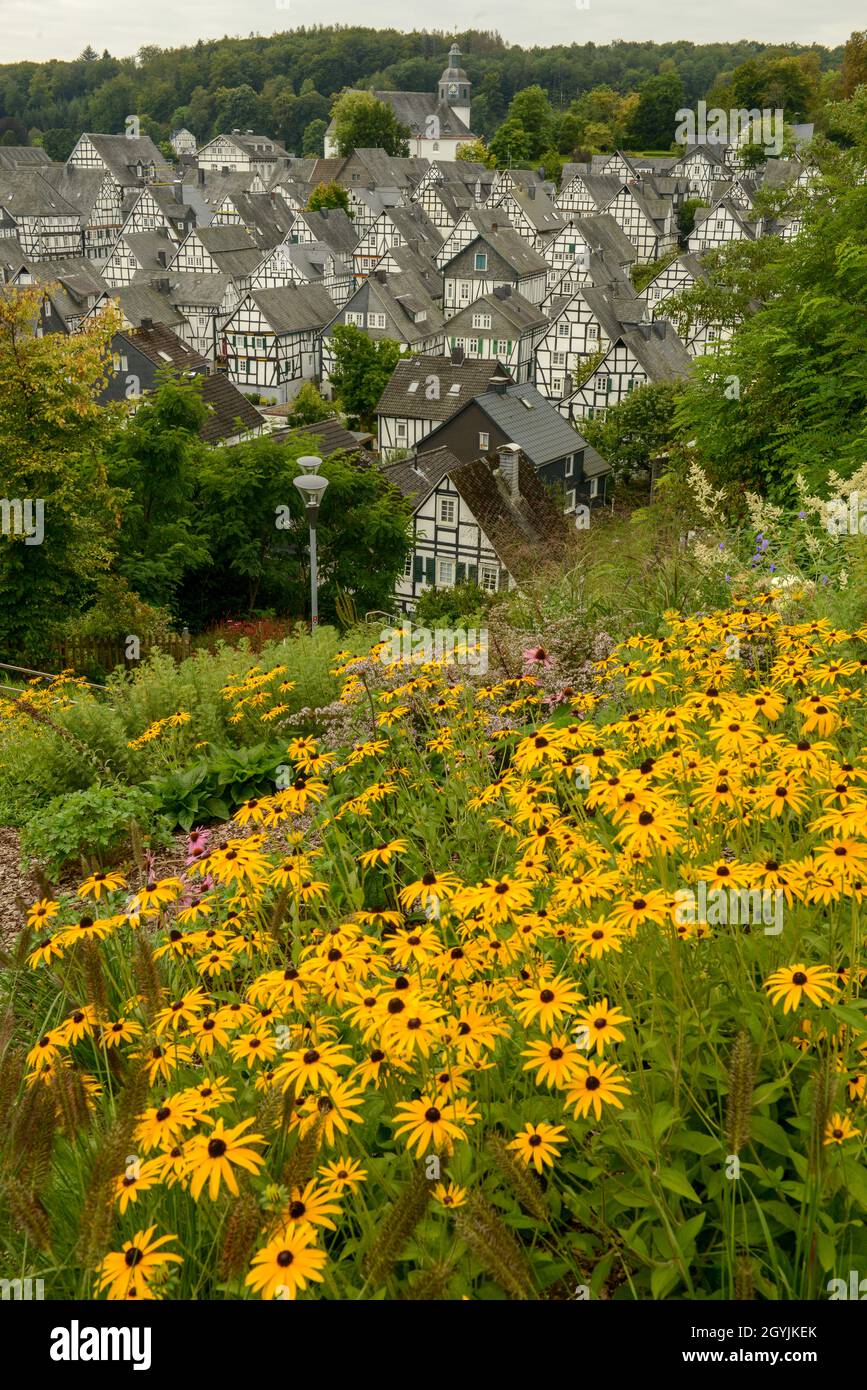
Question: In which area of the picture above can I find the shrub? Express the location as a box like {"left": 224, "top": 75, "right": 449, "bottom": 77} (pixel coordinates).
{"left": 18, "top": 783, "right": 170, "bottom": 877}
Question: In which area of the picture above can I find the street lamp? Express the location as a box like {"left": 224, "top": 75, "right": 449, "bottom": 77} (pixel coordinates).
{"left": 293, "top": 455, "right": 329, "bottom": 627}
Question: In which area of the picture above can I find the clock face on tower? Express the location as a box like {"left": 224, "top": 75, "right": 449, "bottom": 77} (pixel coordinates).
{"left": 448, "top": 82, "right": 458, "bottom": 97}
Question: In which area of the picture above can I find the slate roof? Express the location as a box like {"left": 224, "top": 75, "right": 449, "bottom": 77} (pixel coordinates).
{"left": 572, "top": 214, "right": 638, "bottom": 268}
{"left": 443, "top": 227, "right": 548, "bottom": 278}
{"left": 112, "top": 283, "right": 187, "bottom": 328}
{"left": 370, "top": 92, "right": 475, "bottom": 141}
{"left": 165, "top": 272, "right": 230, "bottom": 307}
{"left": 297, "top": 208, "right": 359, "bottom": 255}
{"left": 469, "top": 382, "right": 591, "bottom": 467}
{"left": 222, "top": 191, "right": 295, "bottom": 247}
{"left": 375, "top": 355, "right": 512, "bottom": 423}
{"left": 195, "top": 224, "right": 264, "bottom": 277}
{"left": 119, "top": 229, "right": 177, "bottom": 273}
{"left": 447, "top": 452, "right": 568, "bottom": 578}
{"left": 199, "top": 373, "right": 265, "bottom": 443}
{"left": 504, "top": 185, "right": 567, "bottom": 234}
{"left": 79, "top": 133, "right": 173, "bottom": 185}
{"left": 271, "top": 416, "right": 367, "bottom": 455}
{"left": 445, "top": 286, "right": 548, "bottom": 337}
{"left": 613, "top": 320, "right": 693, "bottom": 381}
{"left": 380, "top": 446, "right": 463, "bottom": 509}
{"left": 119, "top": 321, "right": 208, "bottom": 371}
{"left": 0, "top": 147, "right": 53, "bottom": 171}
{"left": 249, "top": 283, "right": 337, "bottom": 333}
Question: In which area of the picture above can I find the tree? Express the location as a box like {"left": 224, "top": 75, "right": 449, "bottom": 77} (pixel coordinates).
{"left": 455, "top": 138, "right": 496, "bottom": 168}
{"left": 582, "top": 382, "right": 683, "bottom": 481}
{"left": 213, "top": 84, "right": 262, "bottom": 135}
{"left": 285, "top": 382, "right": 336, "bottom": 427}
{"left": 626, "top": 72, "right": 685, "bottom": 150}
{"left": 106, "top": 373, "right": 210, "bottom": 610}
{"left": 675, "top": 111, "right": 867, "bottom": 497}
{"left": 841, "top": 30, "right": 867, "bottom": 98}
{"left": 179, "top": 437, "right": 411, "bottom": 625}
{"left": 40, "top": 128, "right": 79, "bottom": 161}
{"left": 488, "top": 117, "right": 533, "bottom": 169}
{"left": 306, "top": 180, "right": 351, "bottom": 216}
{"left": 0, "top": 290, "right": 123, "bottom": 658}
{"left": 328, "top": 324, "right": 403, "bottom": 430}
{"left": 302, "top": 118, "right": 327, "bottom": 156}
{"left": 330, "top": 91, "right": 409, "bottom": 157}
{"left": 677, "top": 197, "right": 706, "bottom": 238}
{"left": 489, "top": 86, "right": 554, "bottom": 167}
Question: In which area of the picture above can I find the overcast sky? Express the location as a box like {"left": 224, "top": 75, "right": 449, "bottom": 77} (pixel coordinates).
{"left": 3, "top": 0, "right": 859, "bottom": 64}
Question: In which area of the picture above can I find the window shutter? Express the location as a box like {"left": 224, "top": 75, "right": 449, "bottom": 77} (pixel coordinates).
{"left": 425, "top": 557, "right": 436, "bottom": 584}
{"left": 468, "top": 564, "right": 478, "bottom": 584}
{"left": 412, "top": 555, "right": 423, "bottom": 582}
{"left": 456, "top": 562, "right": 466, "bottom": 582}
{"left": 498, "top": 568, "right": 509, "bottom": 591}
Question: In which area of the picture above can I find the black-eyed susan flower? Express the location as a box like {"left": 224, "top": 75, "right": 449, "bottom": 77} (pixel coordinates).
{"left": 185, "top": 1117, "right": 266, "bottom": 1200}
{"left": 565, "top": 1059, "right": 631, "bottom": 1120}
{"left": 245, "top": 1225, "right": 327, "bottom": 1300}
{"left": 95, "top": 1227, "right": 182, "bottom": 1301}
{"left": 318, "top": 1156, "right": 367, "bottom": 1193}
{"left": 433, "top": 1181, "right": 467, "bottom": 1208}
{"left": 514, "top": 975, "right": 583, "bottom": 1031}
{"left": 508, "top": 1121, "right": 567, "bottom": 1173}
{"left": 763, "top": 963, "right": 837, "bottom": 1013}
{"left": 572, "top": 999, "right": 631, "bottom": 1055}
{"left": 824, "top": 1112, "right": 861, "bottom": 1146}
{"left": 393, "top": 1096, "right": 467, "bottom": 1156}
{"left": 78, "top": 869, "right": 127, "bottom": 900}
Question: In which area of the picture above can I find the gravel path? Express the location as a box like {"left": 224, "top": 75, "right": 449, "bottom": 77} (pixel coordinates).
{"left": 0, "top": 827, "right": 39, "bottom": 944}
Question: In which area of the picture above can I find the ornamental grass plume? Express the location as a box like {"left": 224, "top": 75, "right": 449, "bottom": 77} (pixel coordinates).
{"left": 132, "top": 931, "right": 163, "bottom": 1018}
{"left": 402, "top": 1260, "right": 456, "bottom": 1300}
{"left": 364, "top": 1163, "right": 431, "bottom": 1289}
{"left": 452, "top": 1191, "right": 536, "bottom": 1300}
{"left": 724, "top": 1031, "right": 755, "bottom": 1156}
{"left": 219, "top": 1187, "right": 263, "bottom": 1281}
{"left": 809, "top": 1054, "right": 837, "bottom": 1176}
{"left": 76, "top": 1063, "right": 150, "bottom": 1274}
{"left": 734, "top": 1257, "right": 755, "bottom": 1301}
{"left": 486, "top": 1131, "right": 549, "bottom": 1223}
{"left": 280, "top": 1114, "right": 324, "bottom": 1194}
{"left": 3, "top": 1172, "right": 52, "bottom": 1251}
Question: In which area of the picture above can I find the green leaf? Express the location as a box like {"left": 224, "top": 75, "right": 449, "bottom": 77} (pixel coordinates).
{"left": 657, "top": 1166, "right": 701, "bottom": 1202}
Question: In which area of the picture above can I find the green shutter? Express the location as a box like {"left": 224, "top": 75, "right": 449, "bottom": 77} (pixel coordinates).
{"left": 425, "top": 557, "right": 435, "bottom": 585}
{"left": 456, "top": 562, "right": 466, "bottom": 582}
{"left": 467, "top": 564, "right": 478, "bottom": 584}
{"left": 412, "top": 556, "right": 423, "bottom": 582}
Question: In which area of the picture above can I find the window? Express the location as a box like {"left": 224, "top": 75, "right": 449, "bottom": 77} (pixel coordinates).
{"left": 707, "top": 326, "right": 719, "bottom": 342}
{"left": 479, "top": 431, "right": 490, "bottom": 451}
{"left": 403, "top": 553, "right": 413, "bottom": 578}
{"left": 345, "top": 311, "right": 364, "bottom": 327}
{"left": 472, "top": 313, "right": 492, "bottom": 329}
{"left": 474, "top": 252, "right": 487, "bottom": 271}
{"left": 496, "top": 339, "right": 510, "bottom": 354}
{"left": 595, "top": 374, "right": 610, "bottom": 393}
{"left": 439, "top": 497, "right": 456, "bottom": 524}
{"left": 565, "top": 488, "right": 576, "bottom": 513}
{"left": 553, "top": 352, "right": 566, "bottom": 366}
{"left": 479, "top": 563, "right": 500, "bottom": 593}
{"left": 557, "top": 322, "right": 569, "bottom": 336}
{"left": 587, "top": 325, "right": 598, "bottom": 342}
{"left": 553, "top": 379, "right": 562, "bottom": 393}
{"left": 460, "top": 281, "right": 470, "bottom": 299}
{"left": 396, "top": 421, "right": 407, "bottom": 439}
{"left": 565, "top": 455, "right": 574, "bottom": 477}
{"left": 368, "top": 312, "right": 386, "bottom": 329}
{"left": 438, "top": 558, "right": 455, "bottom": 586}
{"left": 589, "top": 478, "right": 600, "bottom": 499}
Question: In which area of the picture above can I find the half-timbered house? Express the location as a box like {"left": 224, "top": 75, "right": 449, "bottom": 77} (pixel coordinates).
{"left": 563, "top": 320, "right": 692, "bottom": 421}
{"left": 375, "top": 353, "right": 511, "bottom": 460}
{"left": 217, "top": 284, "right": 336, "bottom": 403}
{"left": 442, "top": 286, "right": 548, "bottom": 384}
{"left": 441, "top": 227, "right": 548, "bottom": 315}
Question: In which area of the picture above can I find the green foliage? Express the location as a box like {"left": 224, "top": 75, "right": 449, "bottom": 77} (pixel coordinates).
{"left": 146, "top": 742, "right": 287, "bottom": 830}
{"left": 455, "top": 138, "right": 496, "bottom": 168}
{"left": 283, "top": 382, "right": 336, "bottom": 428}
{"left": 328, "top": 323, "right": 403, "bottom": 430}
{"left": 582, "top": 383, "right": 683, "bottom": 481}
{"left": 630, "top": 249, "right": 678, "bottom": 293}
{"left": 625, "top": 72, "right": 685, "bottom": 150}
{"left": 677, "top": 197, "right": 706, "bottom": 238}
{"left": 306, "top": 180, "right": 351, "bottom": 215}
{"left": 413, "top": 580, "right": 492, "bottom": 628}
{"left": 19, "top": 783, "right": 169, "bottom": 877}
{"left": 330, "top": 91, "right": 410, "bottom": 157}
{"left": 106, "top": 373, "right": 210, "bottom": 610}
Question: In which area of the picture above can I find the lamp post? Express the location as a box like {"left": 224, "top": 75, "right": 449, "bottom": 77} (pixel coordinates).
{"left": 293, "top": 455, "right": 329, "bottom": 627}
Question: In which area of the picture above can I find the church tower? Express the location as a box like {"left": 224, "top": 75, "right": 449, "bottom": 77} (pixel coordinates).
{"left": 438, "top": 42, "right": 471, "bottom": 128}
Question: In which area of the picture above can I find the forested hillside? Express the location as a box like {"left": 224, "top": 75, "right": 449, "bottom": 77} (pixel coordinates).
{"left": 0, "top": 29, "right": 848, "bottom": 159}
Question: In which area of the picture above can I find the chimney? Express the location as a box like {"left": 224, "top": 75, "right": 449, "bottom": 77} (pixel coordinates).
{"left": 527, "top": 185, "right": 536, "bottom": 200}
{"left": 652, "top": 321, "right": 666, "bottom": 339}
{"left": 451, "top": 345, "right": 465, "bottom": 365}
{"left": 140, "top": 316, "right": 153, "bottom": 331}
{"left": 156, "top": 250, "right": 167, "bottom": 267}
{"left": 491, "top": 221, "right": 498, "bottom": 233}
{"left": 497, "top": 442, "right": 522, "bottom": 501}
{"left": 173, "top": 180, "right": 183, "bottom": 203}
{"left": 197, "top": 166, "right": 205, "bottom": 186}
{"left": 488, "top": 376, "right": 508, "bottom": 395}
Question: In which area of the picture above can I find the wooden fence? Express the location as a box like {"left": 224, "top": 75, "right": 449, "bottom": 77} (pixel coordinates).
{"left": 52, "top": 635, "right": 194, "bottom": 677}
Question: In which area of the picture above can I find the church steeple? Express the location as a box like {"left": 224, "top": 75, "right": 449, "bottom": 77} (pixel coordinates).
{"left": 438, "top": 42, "right": 471, "bottom": 127}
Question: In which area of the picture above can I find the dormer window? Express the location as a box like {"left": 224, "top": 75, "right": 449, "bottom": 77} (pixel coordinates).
{"left": 474, "top": 252, "right": 487, "bottom": 271}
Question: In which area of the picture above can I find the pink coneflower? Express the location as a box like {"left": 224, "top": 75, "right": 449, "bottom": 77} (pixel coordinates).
{"left": 186, "top": 828, "right": 211, "bottom": 865}
{"left": 522, "top": 644, "right": 555, "bottom": 671}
